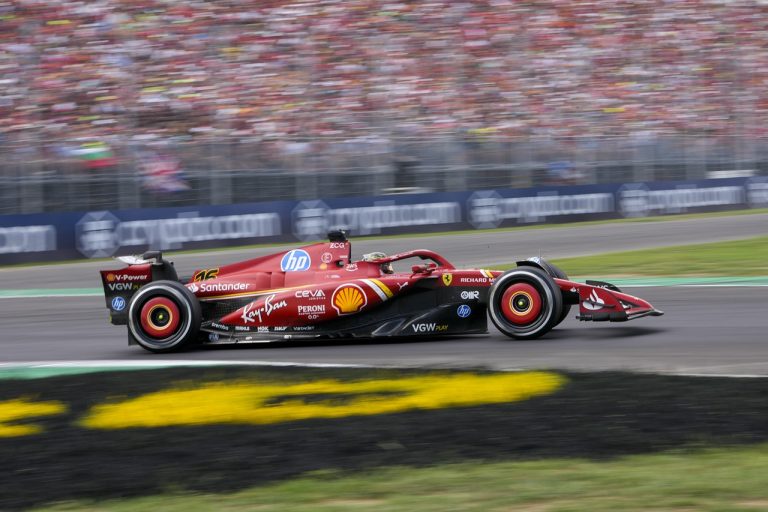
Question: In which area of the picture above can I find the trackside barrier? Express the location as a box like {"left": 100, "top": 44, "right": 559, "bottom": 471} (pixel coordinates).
{"left": 1, "top": 177, "right": 767, "bottom": 265}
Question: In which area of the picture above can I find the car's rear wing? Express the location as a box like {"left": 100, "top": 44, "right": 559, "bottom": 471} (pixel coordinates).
{"left": 99, "top": 251, "right": 179, "bottom": 325}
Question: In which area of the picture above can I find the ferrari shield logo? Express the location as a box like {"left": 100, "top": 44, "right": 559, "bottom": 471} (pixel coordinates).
{"left": 442, "top": 273, "right": 453, "bottom": 286}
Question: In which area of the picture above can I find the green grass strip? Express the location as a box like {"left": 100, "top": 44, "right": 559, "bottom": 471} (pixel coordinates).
{"left": 553, "top": 236, "right": 768, "bottom": 277}
{"left": 35, "top": 443, "right": 768, "bottom": 512}
{"left": 494, "top": 236, "right": 768, "bottom": 277}
{"left": 591, "top": 276, "right": 768, "bottom": 286}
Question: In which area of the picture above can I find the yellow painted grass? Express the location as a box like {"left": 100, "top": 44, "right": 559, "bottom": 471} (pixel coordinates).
{"left": 0, "top": 399, "right": 67, "bottom": 437}
{"left": 81, "top": 372, "right": 565, "bottom": 429}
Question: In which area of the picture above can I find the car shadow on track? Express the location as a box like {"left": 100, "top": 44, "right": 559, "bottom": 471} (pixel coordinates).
{"left": 545, "top": 326, "right": 666, "bottom": 340}
{"left": 191, "top": 326, "right": 665, "bottom": 354}
{"left": 195, "top": 334, "right": 487, "bottom": 352}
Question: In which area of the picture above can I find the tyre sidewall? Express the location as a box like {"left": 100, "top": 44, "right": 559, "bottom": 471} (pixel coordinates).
{"left": 488, "top": 267, "right": 562, "bottom": 339}
{"left": 128, "top": 281, "right": 200, "bottom": 353}
{"left": 543, "top": 262, "right": 572, "bottom": 326}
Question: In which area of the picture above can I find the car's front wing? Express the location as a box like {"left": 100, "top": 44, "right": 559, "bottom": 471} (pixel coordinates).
{"left": 555, "top": 278, "right": 664, "bottom": 322}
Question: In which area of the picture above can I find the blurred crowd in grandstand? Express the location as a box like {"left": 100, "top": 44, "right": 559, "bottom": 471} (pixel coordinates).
{"left": 1, "top": 0, "right": 767, "bottom": 154}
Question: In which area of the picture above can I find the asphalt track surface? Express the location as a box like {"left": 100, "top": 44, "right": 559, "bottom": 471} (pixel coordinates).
{"left": 1, "top": 213, "right": 766, "bottom": 375}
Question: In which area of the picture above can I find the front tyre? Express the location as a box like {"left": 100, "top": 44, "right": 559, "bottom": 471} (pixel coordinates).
{"left": 127, "top": 280, "right": 201, "bottom": 353}
{"left": 543, "top": 262, "right": 572, "bottom": 327}
{"left": 488, "top": 267, "right": 562, "bottom": 340}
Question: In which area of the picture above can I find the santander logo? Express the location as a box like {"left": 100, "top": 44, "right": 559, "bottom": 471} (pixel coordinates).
{"left": 582, "top": 289, "right": 606, "bottom": 311}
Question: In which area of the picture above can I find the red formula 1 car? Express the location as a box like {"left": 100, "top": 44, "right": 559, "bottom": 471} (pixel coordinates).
{"left": 100, "top": 230, "right": 663, "bottom": 353}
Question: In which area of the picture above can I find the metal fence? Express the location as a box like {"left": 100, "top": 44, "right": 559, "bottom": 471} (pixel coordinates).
{"left": 2, "top": 135, "right": 767, "bottom": 215}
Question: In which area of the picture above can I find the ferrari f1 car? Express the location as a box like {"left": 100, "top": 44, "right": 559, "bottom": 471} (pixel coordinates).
{"left": 100, "top": 230, "right": 663, "bottom": 353}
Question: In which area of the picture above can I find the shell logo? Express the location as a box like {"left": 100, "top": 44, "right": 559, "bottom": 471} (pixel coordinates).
{"left": 106, "top": 273, "right": 115, "bottom": 282}
{"left": 332, "top": 284, "right": 367, "bottom": 315}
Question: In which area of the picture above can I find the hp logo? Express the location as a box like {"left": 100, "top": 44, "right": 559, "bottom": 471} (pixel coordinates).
{"left": 111, "top": 296, "right": 126, "bottom": 311}
{"left": 281, "top": 250, "right": 311, "bottom": 272}
{"left": 457, "top": 304, "right": 471, "bottom": 318}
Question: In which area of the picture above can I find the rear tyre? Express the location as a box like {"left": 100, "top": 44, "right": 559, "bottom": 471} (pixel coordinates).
{"left": 488, "top": 267, "right": 562, "bottom": 340}
{"left": 127, "top": 280, "right": 201, "bottom": 353}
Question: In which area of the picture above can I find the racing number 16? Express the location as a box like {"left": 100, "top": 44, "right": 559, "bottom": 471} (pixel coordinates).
{"left": 193, "top": 268, "right": 219, "bottom": 281}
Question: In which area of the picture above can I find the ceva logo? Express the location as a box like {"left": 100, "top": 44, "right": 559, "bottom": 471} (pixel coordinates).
{"left": 280, "top": 250, "right": 311, "bottom": 272}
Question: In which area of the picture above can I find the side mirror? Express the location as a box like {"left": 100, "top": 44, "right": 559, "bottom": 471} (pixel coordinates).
{"left": 412, "top": 263, "right": 437, "bottom": 275}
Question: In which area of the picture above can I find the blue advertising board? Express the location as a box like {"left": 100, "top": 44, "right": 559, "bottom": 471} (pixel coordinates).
{"left": 2, "top": 177, "right": 767, "bottom": 265}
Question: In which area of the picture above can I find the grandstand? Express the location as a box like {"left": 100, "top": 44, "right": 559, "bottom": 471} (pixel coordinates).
{"left": 1, "top": 0, "right": 767, "bottom": 213}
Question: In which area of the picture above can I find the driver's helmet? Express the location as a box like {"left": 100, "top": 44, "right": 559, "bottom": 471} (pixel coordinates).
{"left": 362, "top": 251, "right": 394, "bottom": 274}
